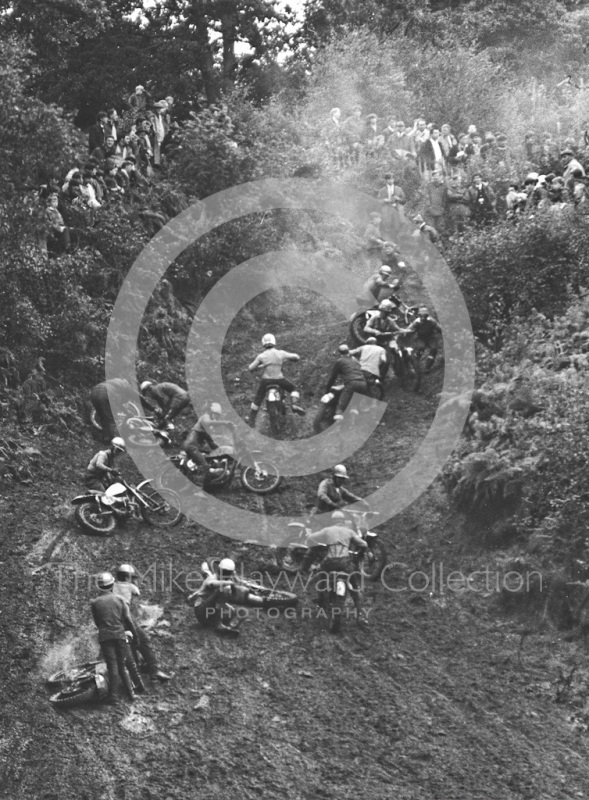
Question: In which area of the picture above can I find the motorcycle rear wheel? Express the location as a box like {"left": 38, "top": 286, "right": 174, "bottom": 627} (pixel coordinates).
{"left": 74, "top": 503, "right": 116, "bottom": 535}
{"left": 328, "top": 593, "right": 346, "bottom": 633}
{"left": 240, "top": 462, "right": 281, "bottom": 494}
{"left": 140, "top": 487, "right": 183, "bottom": 528}
{"left": 49, "top": 682, "right": 98, "bottom": 709}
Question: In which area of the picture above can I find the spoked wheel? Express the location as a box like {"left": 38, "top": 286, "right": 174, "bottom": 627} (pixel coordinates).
{"left": 74, "top": 503, "right": 116, "bottom": 535}
{"left": 350, "top": 313, "right": 369, "bottom": 345}
{"left": 140, "top": 486, "right": 183, "bottom": 528}
{"left": 240, "top": 462, "right": 281, "bottom": 494}
{"left": 360, "top": 540, "right": 388, "bottom": 581}
{"left": 260, "top": 589, "right": 299, "bottom": 609}
{"left": 49, "top": 682, "right": 98, "bottom": 709}
{"left": 275, "top": 546, "right": 306, "bottom": 574}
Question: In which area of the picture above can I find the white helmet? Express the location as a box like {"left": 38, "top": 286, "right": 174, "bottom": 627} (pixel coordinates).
{"left": 379, "top": 300, "right": 394, "bottom": 312}
{"left": 218, "top": 558, "right": 236, "bottom": 576}
{"left": 117, "top": 564, "right": 135, "bottom": 578}
{"left": 111, "top": 437, "right": 126, "bottom": 452}
{"left": 379, "top": 265, "right": 392, "bottom": 276}
{"left": 333, "top": 464, "right": 349, "bottom": 480}
{"left": 140, "top": 380, "right": 153, "bottom": 392}
{"left": 366, "top": 337, "right": 377, "bottom": 345}
{"left": 262, "top": 333, "right": 276, "bottom": 348}
{"left": 210, "top": 402, "right": 222, "bottom": 415}
{"left": 97, "top": 572, "right": 115, "bottom": 589}
{"left": 331, "top": 510, "right": 346, "bottom": 520}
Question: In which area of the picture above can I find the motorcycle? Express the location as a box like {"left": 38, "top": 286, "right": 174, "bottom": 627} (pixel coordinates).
{"left": 91, "top": 400, "right": 172, "bottom": 447}
{"left": 389, "top": 334, "right": 419, "bottom": 391}
{"left": 72, "top": 477, "right": 183, "bottom": 535}
{"left": 276, "top": 509, "right": 387, "bottom": 581}
{"left": 189, "top": 560, "right": 299, "bottom": 632}
{"left": 259, "top": 383, "right": 293, "bottom": 436}
{"left": 322, "top": 567, "right": 362, "bottom": 634}
{"left": 349, "top": 303, "right": 418, "bottom": 346}
{"left": 46, "top": 654, "right": 142, "bottom": 709}
{"left": 157, "top": 426, "right": 281, "bottom": 495}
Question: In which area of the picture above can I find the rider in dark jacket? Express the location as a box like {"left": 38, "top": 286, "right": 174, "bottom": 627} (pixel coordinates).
{"left": 403, "top": 307, "right": 442, "bottom": 370}
{"left": 324, "top": 345, "right": 370, "bottom": 420}
{"left": 140, "top": 381, "right": 191, "bottom": 424}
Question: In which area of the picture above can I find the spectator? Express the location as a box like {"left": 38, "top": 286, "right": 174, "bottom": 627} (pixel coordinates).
{"left": 448, "top": 133, "right": 474, "bottom": 171}
{"left": 81, "top": 171, "right": 101, "bottom": 209}
{"left": 364, "top": 114, "right": 384, "bottom": 153}
{"left": 480, "top": 132, "right": 497, "bottom": 160}
{"left": 136, "top": 119, "right": 155, "bottom": 175}
{"left": 91, "top": 135, "right": 117, "bottom": 167}
{"left": 446, "top": 174, "right": 471, "bottom": 233}
{"left": 380, "top": 116, "right": 397, "bottom": 143}
{"left": 424, "top": 170, "right": 448, "bottom": 233}
{"left": 505, "top": 183, "right": 527, "bottom": 221}
{"left": 364, "top": 212, "right": 387, "bottom": 254}
{"left": 45, "top": 194, "right": 71, "bottom": 253}
{"left": 561, "top": 148, "right": 586, "bottom": 185}
{"left": 342, "top": 106, "right": 364, "bottom": 163}
{"left": 128, "top": 85, "right": 150, "bottom": 112}
{"left": 388, "top": 120, "right": 415, "bottom": 161}
{"left": 411, "top": 118, "right": 431, "bottom": 174}
{"left": 495, "top": 134, "right": 512, "bottom": 169}
{"left": 164, "top": 96, "right": 175, "bottom": 125}
{"left": 420, "top": 127, "right": 446, "bottom": 175}
{"left": 162, "top": 122, "right": 182, "bottom": 158}
{"left": 88, "top": 111, "right": 109, "bottom": 153}
{"left": 106, "top": 108, "right": 119, "bottom": 142}
{"left": 540, "top": 132, "right": 559, "bottom": 169}
{"left": 151, "top": 101, "right": 168, "bottom": 166}
{"left": 467, "top": 124, "right": 478, "bottom": 143}
{"left": 467, "top": 173, "right": 496, "bottom": 224}
{"left": 439, "top": 124, "right": 457, "bottom": 160}
{"left": 324, "top": 107, "right": 344, "bottom": 164}
{"left": 524, "top": 132, "right": 540, "bottom": 163}
{"left": 471, "top": 134, "right": 483, "bottom": 156}
{"left": 377, "top": 172, "right": 406, "bottom": 232}
{"left": 412, "top": 213, "right": 440, "bottom": 245}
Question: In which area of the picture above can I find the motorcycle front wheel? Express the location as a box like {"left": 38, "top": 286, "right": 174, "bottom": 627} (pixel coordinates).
{"left": 240, "top": 462, "right": 281, "bottom": 494}
{"left": 46, "top": 662, "right": 101, "bottom": 690}
{"left": 49, "top": 681, "right": 98, "bottom": 709}
{"left": 140, "top": 487, "right": 184, "bottom": 528}
{"left": 350, "top": 313, "right": 369, "bottom": 345}
{"left": 361, "top": 540, "right": 388, "bottom": 581}
{"left": 74, "top": 503, "right": 116, "bottom": 535}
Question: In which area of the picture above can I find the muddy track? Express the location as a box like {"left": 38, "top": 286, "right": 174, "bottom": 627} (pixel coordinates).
{"left": 3, "top": 268, "right": 589, "bottom": 799}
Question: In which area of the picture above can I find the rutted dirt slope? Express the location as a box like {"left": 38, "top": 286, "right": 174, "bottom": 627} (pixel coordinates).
{"left": 2, "top": 260, "right": 589, "bottom": 800}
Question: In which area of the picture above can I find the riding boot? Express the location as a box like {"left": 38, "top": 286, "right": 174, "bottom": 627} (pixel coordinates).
{"left": 290, "top": 392, "right": 306, "bottom": 416}
{"left": 248, "top": 407, "right": 258, "bottom": 426}
{"left": 424, "top": 356, "right": 435, "bottom": 373}
{"left": 215, "top": 622, "right": 240, "bottom": 637}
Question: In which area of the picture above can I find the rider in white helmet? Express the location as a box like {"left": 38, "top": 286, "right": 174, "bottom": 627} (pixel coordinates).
{"left": 84, "top": 437, "right": 126, "bottom": 491}
{"left": 183, "top": 402, "right": 229, "bottom": 468}
{"left": 363, "top": 264, "right": 399, "bottom": 304}
{"left": 90, "top": 571, "right": 140, "bottom": 704}
{"left": 189, "top": 558, "right": 265, "bottom": 637}
{"left": 246, "top": 334, "right": 305, "bottom": 425}
{"left": 114, "top": 564, "right": 171, "bottom": 682}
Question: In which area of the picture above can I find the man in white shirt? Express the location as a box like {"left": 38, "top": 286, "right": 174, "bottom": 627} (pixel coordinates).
{"left": 247, "top": 333, "right": 305, "bottom": 425}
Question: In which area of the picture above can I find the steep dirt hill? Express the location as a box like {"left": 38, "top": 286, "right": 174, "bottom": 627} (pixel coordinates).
{"left": 2, "top": 258, "right": 589, "bottom": 800}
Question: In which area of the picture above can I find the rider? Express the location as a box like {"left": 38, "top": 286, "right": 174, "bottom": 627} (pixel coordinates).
{"left": 349, "top": 336, "right": 388, "bottom": 387}
{"left": 324, "top": 344, "right": 370, "bottom": 422}
{"left": 316, "top": 464, "right": 367, "bottom": 514}
{"left": 402, "top": 306, "right": 442, "bottom": 371}
{"left": 247, "top": 334, "right": 305, "bottom": 426}
{"left": 140, "top": 381, "right": 191, "bottom": 425}
{"left": 113, "top": 564, "right": 171, "bottom": 682}
{"left": 364, "top": 300, "right": 406, "bottom": 355}
{"left": 182, "top": 402, "right": 225, "bottom": 469}
{"left": 90, "top": 378, "right": 133, "bottom": 439}
{"left": 301, "top": 510, "right": 367, "bottom": 615}
{"left": 362, "top": 266, "right": 400, "bottom": 304}
{"left": 189, "top": 558, "right": 264, "bottom": 637}
{"left": 85, "top": 437, "right": 126, "bottom": 491}
{"left": 90, "top": 571, "right": 140, "bottom": 705}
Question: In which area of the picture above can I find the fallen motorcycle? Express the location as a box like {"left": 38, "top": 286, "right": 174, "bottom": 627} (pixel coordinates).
{"left": 72, "top": 477, "right": 183, "bottom": 535}
{"left": 46, "top": 656, "right": 142, "bottom": 708}
{"left": 276, "top": 509, "right": 387, "bottom": 581}
{"left": 157, "top": 433, "right": 281, "bottom": 495}
{"left": 90, "top": 400, "right": 172, "bottom": 447}
{"left": 189, "top": 560, "right": 298, "bottom": 631}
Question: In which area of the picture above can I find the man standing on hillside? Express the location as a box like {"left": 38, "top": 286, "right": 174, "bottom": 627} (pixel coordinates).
{"left": 90, "top": 572, "right": 140, "bottom": 705}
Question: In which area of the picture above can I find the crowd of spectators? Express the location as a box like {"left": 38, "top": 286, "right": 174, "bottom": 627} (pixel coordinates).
{"left": 41, "top": 86, "right": 185, "bottom": 255}
{"left": 323, "top": 108, "right": 589, "bottom": 243}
